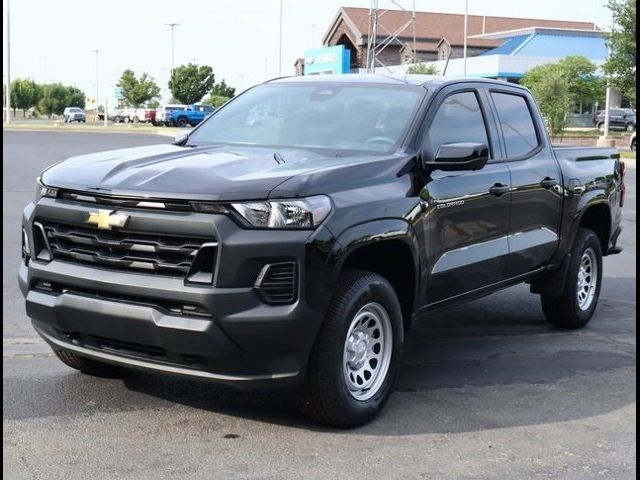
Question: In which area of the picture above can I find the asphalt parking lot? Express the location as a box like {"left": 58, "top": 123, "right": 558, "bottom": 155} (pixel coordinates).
{"left": 3, "top": 130, "right": 636, "bottom": 480}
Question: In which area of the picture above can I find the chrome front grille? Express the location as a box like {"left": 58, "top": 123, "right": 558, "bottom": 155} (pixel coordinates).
{"left": 39, "top": 220, "right": 215, "bottom": 277}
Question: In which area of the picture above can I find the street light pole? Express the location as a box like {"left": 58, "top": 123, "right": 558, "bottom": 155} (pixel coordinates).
{"left": 278, "top": 0, "right": 283, "bottom": 76}
{"left": 463, "top": 0, "right": 469, "bottom": 77}
{"left": 165, "top": 23, "right": 181, "bottom": 75}
{"left": 92, "top": 49, "right": 100, "bottom": 121}
{"left": 6, "top": 0, "right": 11, "bottom": 123}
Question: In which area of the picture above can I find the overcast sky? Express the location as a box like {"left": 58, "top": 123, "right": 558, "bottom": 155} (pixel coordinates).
{"left": 2, "top": 0, "right": 612, "bottom": 103}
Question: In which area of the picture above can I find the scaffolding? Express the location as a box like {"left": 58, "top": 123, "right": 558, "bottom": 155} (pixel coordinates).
{"left": 366, "top": 0, "right": 417, "bottom": 73}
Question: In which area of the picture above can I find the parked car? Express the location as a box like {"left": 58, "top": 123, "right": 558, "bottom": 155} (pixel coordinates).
{"left": 63, "top": 107, "right": 86, "bottom": 123}
{"left": 134, "top": 108, "right": 155, "bottom": 124}
{"left": 631, "top": 132, "right": 636, "bottom": 152}
{"left": 593, "top": 108, "right": 636, "bottom": 131}
{"left": 155, "top": 104, "right": 188, "bottom": 126}
{"left": 171, "top": 104, "right": 216, "bottom": 127}
{"left": 20, "top": 76, "right": 625, "bottom": 427}
{"left": 109, "top": 109, "right": 126, "bottom": 123}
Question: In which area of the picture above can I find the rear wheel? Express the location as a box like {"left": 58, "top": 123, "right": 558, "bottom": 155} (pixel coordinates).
{"left": 297, "top": 270, "right": 403, "bottom": 428}
{"left": 627, "top": 123, "right": 635, "bottom": 132}
{"left": 54, "top": 349, "right": 126, "bottom": 377}
{"left": 540, "top": 228, "right": 603, "bottom": 329}
{"left": 176, "top": 117, "right": 188, "bottom": 128}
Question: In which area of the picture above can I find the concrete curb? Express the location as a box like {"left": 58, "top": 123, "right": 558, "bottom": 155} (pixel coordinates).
{"left": 3, "top": 125, "right": 188, "bottom": 137}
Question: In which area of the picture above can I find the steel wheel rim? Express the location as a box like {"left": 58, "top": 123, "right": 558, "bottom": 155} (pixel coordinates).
{"left": 577, "top": 247, "right": 598, "bottom": 311}
{"left": 343, "top": 302, "right": 393, "bottom": 401}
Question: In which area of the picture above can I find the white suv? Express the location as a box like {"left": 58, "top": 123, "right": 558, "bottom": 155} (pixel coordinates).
{"left": 63, "top": 107, "right": 86, "bottom": 123}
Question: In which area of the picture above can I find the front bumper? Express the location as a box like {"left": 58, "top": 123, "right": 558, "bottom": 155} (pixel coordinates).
{"left": 20, "top": 198, "right": 334, "bottom": 388}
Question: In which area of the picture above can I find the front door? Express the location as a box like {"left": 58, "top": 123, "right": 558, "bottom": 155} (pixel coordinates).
{"left": 420, "top": 89, "right": 512, "bottom": 305}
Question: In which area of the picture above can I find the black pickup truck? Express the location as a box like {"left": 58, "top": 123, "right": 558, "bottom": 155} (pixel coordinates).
{"left": 19, "top": 75, "right": 625, "bottom": 427}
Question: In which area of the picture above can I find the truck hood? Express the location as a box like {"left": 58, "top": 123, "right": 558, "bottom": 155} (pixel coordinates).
{"left": 40, "top": 143, "right": 381, "bottom": 201}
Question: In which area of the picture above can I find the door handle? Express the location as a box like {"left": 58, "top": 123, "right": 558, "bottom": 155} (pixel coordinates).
{"left": 540, "top": 177, "right": 559, "bottom": 189}
{"left": 489, "top": 183, "right": 510, "bottom": 197}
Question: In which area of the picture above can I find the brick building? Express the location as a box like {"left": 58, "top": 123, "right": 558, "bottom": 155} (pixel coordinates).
{"left": 321, "top": 7, "right": 599, "bottom": 68}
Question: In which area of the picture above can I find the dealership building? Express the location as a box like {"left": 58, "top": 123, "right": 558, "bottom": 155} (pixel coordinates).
{"left": 295, "top": 7, "right": 615, "bottom": 106}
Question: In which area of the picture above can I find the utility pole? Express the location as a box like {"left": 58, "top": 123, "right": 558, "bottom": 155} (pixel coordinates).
{"left": 92, "top": 49, "right": 100, "bottom": 121}
{"left": 599, "top": 18, "right": 615, "bottom": 146}
{"left": 165, "top": 23, "right": 181, "bottom": 75}
{"left": 278, "top": 0, "right": 283, "bottom": 76}
{"left": 463, "top": 0, "right": 469, "bottom": 77}
{"left": 6, "top": 0, "right": 11, "bottom": 123}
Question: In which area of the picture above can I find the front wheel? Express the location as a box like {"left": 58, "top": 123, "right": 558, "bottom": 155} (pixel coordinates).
{"left": 540, "top": 228, "right": 603, "bottom": 329}
{"left": 626, "top": 123, "right": 635, "bottom": 132}
{"left": 297, "top": 270, "right": 403, "bottom": 428}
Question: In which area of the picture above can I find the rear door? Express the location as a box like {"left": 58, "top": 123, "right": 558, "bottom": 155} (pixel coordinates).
{"left": 488, "top": 88, "right": 563, "bottom": 276}
{"left": 420, "top": 87, "right": 512, "bottom": 304}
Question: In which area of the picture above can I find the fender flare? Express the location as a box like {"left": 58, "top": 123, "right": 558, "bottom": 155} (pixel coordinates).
{"left": 329, "top": 218, "right": 421, "bottom": 323}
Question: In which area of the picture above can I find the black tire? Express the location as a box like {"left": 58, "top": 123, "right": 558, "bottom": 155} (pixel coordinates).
{"left": 54, "top": 349, "right": 126, "bottom": 377}
{"left": 631, "top": 139, "right": 636, "bottom": 152}
{"left": 626, "top": 123, "right": 635, "bottom": 132}
{"left": 541, "top": 228, "right": 603, "bottom": 329}
{"left": 297, "top": 270, "right": 404, "bottom": 428}
{"left": 176, "top": 117, "right": 188, "bottom": 128}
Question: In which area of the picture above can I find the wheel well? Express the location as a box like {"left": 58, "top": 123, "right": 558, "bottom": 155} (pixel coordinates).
{"left": 579, "top": 203, "right": 611, "bottom": 251}
{"left": 342, "top": 240, "right": 416, "bottom": 330}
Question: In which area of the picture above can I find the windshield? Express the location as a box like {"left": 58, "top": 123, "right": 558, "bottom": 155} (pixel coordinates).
{"left": 187, "top": 83, "right": 424, "bottom": 153}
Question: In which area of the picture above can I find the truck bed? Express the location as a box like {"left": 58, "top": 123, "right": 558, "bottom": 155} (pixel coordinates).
{"left": 552, "top": 146, "right": 619, "bottom": 163}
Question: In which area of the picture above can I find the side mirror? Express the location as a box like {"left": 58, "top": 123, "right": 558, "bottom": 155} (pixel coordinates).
{"left": 424, "top": 142, "right": 489, "bottom": 171}
{"left": 173, "top": 130, "right": 192, "bottom": 146}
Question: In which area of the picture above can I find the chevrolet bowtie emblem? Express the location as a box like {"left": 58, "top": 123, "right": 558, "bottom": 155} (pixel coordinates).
{"left": 87, "top": 209, "right": 129, "bottom": 230}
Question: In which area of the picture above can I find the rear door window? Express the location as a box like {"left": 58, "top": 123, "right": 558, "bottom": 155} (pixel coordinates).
{"left": 491, "top": 92, "right": 540, "bottom": 158}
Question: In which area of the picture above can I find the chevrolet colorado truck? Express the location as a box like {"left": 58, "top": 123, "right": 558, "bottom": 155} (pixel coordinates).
{"left": 19, "top": 75, "right": 625, "bottom": 427}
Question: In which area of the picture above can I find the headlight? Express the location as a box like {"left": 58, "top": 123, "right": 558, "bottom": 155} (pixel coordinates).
{"left": 231, "top": 195, "right": 331, "bottom": 229}
{"left": 35, "top": 178, "right": 58, "bottom": 202}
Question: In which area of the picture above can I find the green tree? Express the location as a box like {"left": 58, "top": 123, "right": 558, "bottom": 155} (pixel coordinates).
{"left": 10, "top": 78, "right": 42, "bottom": 116}
{"left": 556, "top": 56, "right": 606, "bottom": 109}
{"left": 38, "top": 83, "right": 68, "bottom": 118}
{"left": 169, "top": 63, "right": 215, "bottom": 104}
{"left": 604, "top": 0, "right": 636, "bottom": 105}
{"left": 523, "top": 65, "right": 573, "bottom": 135}
{"left": 406, "top": 63, "right": 440, "bottom": 75}
{"left": 204, "top": 95, "right": 230, "bottom": 108}
{"left": 117, "top": 69, "right": 161, "bottom": 107}
{"left": 63, "top": 85, "right": 86, "bottom": 108}
{"left": 210, "top": 79, "right": 235, "bottom": 98}
{"left": 523, "top": 56, "right": 604, "bottom": 112}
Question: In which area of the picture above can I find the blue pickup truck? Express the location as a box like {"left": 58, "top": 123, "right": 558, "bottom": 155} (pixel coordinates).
{"left": 169, "top": 104, "right": 215, "bottom": 127}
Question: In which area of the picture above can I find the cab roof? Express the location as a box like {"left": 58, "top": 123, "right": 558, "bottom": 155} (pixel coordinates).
{"left": 267, "top": 73, "right": 528, "bottom": 91}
